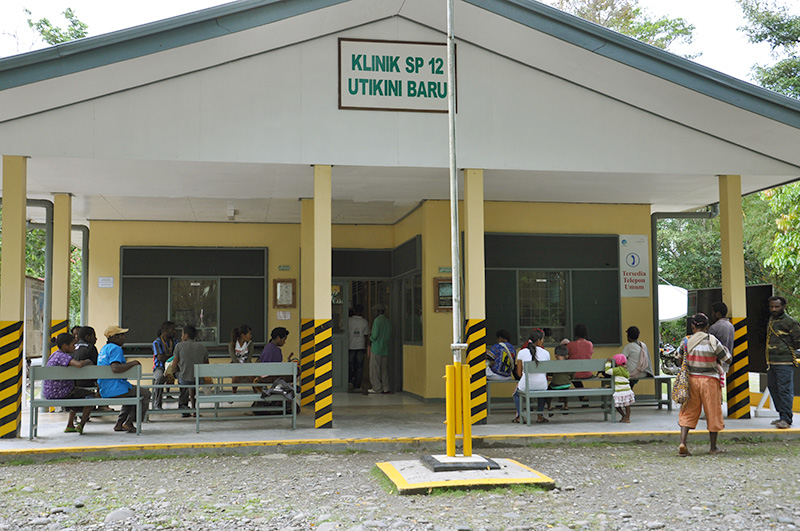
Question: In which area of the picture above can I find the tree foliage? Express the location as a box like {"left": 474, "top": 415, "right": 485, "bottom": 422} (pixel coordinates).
{"left": 0, "top": 9, "right": 88, "bottom": 327}
{"left": 740, "top": 0, "right": 800, "bottom": 96}
{"left": 737, "top": 0, "right": 800, "bottom": 301}
{"left": 25, "top": 7, "right": 88, "bottom": 46}
{"left": 547, "top": 0, "right": 696, "bottom": 53}
{"left": 738, "top": 0, "right": 800, "bottom": 97}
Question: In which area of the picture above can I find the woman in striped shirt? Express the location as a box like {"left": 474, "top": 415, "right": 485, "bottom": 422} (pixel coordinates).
{"left": 677, "top": 313, "right": 732, "bottom": 457}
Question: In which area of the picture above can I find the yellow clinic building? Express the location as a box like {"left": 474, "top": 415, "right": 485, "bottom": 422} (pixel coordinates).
{"left": 2, "top": 0, "right": 800, "bottom": 436}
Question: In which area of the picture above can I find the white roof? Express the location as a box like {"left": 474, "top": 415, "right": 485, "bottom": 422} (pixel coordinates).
{"left": 1, "top": 0, "right": 798, "bottom": 225}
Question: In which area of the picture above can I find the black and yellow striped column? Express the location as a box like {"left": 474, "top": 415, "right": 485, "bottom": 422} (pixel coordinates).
{"left": 314, "top": 319, "right": 333, "bottom": 428}
{"left": 1, "top": 155, "right": 27, "bottom": 438}
{"left": 463, "top": 168, "right": 487, "bottom": 426}
{"left": 726, "top": 317, "right": 751, "bottom": 419}
{"left": 49, "top": 319, "right": 69, "bottom": 356}
{"left": 300, "top": 318, "right": 316, "bottom": 407}
{"left": 466, "top": 319, "right": 487, "bottom": 424}
{"left": 311, "top": 165, "right": 332, "bottom": 428}
{"left": 0, "top": 322, "right": 24, "bottom": 438}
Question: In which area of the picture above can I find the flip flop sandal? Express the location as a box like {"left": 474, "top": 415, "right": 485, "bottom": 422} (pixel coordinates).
{"left": 536, "top": 418, "right": 549, "bottom": 424}
{"left": 511, "top": 417, "right": 520, "bottom": 423}
{"left": 678, "top": 445, "right": 691, "bottom": 457}
{"left": 64, "top": 426, "right": 78, "bottom": 433}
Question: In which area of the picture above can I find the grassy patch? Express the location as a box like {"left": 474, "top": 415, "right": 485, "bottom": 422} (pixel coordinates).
{"left": 1, "top": 458, "right": 36, "bottom": 467}
{"left": 370, "top": 465, "right": 397, "bottom": 494}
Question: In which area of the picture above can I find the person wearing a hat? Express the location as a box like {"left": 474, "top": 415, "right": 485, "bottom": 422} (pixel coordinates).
{"left": 621, "top": 326, "right": 653, "bottom": 388}
{"left": 676, "top": 313, "right": 731, "bottom": 456}
{"left": 368, "top": 303, "right": 392, "bottom": 394}
{"left": 97, "top": 325, "right": 151, "bottom": 433}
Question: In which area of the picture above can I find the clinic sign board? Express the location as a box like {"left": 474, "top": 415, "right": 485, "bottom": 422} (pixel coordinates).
{"left": 339, "top": 39, "right": 453, "bottom": 112}
{"left": 619, "top": 234, "right": 649, "bottom": 298}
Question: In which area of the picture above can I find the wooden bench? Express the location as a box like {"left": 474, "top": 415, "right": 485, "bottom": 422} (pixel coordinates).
{"left": 29, "top": 365, "right": 143, "bottom": 439}
{"left": 193, "top": 362, "right": 297, "bottom": 432}
{"left": 629, "top": 374, "right": 674, "bottom": 411}
{"left": 518, "top": 359, "right": 616, "bottom": 425}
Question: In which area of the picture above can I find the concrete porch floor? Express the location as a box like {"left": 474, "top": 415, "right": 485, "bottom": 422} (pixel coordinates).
{"left": 1, "top": 392, "right": 796, "bottom": 461}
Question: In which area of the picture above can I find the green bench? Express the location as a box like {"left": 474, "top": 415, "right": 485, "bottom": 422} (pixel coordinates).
{"left": 518, "top": 359, "right": 616, "bottom": 425}
{"left": 29, "top": 365, "right": 143, "bottom": 439}
{"left": 193, "top": 362, "right": 297, "bottom": 433}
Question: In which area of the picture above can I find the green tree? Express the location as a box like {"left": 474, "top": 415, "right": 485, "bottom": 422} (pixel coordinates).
{"left": 738, "top": 0, "right": 800, "bottom": 97}
{"left": 25, "top": 7, "right": 88, "bottom": 46}
{"left": 547, "top": 0, "right": 697, "bottom": 54}
{"left": 0, "top": 9, "right": 88, "bottom": 328}
{"left": 737, "top": 0, "right": 800, "bottom": 302}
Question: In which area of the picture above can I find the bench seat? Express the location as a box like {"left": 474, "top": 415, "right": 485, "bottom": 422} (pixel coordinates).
{"left": 193, "top": 362, "right": 297, "bottom": 432}
{"left": 29, "top": 365, "right": 143, "bottom": 439}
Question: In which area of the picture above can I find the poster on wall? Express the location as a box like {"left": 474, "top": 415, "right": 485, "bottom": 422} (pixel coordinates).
{"left": 619, "top": 234, "right": 649, "bottom": 298}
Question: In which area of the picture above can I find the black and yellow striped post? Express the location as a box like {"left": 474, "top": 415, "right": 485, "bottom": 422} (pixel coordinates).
{"left": 300, "top": 319, "right": 316, "bottom": 407}
{"left": 49, "top": 319, "right": 69, "bottom": 357}
{"left": 314, "top": 319, "right": 333, "bottom": 428}
{"left": 726, "top": 317, "right": 751, "bottom": 419}
{"left": 466, "top": 319, "right": 487, "bottom": 425}
{"left": 0, "top": 321, "right": 24, "bottom": 438}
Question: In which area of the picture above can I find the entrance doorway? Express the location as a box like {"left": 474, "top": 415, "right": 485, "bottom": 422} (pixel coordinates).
{"left": 331, "top": 280, "right": 395, "bottom": 393}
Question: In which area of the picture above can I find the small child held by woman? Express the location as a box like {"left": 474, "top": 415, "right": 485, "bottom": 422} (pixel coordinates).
{"left": 605, "top": 353, "right": 635, "bottom": 423}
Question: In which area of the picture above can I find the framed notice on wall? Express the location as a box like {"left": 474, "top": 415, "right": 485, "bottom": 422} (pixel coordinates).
{"left": 434, "top": 277, "right": 453, "bottom": 312}
{"left": 273, "top": 279, "right": 296, "bottom": 308}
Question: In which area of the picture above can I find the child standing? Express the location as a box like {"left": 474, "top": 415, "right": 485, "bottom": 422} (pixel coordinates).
{"left": 547, "top": 340, "right": 572, "bottom": 415}
{"left": 605, "top": 353, "right": 635, "bottom": 423}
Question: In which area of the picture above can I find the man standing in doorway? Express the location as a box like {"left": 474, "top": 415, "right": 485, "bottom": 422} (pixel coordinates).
{"left": 369, "top": 303, "right": 391, "bottom": 394}
{"left": 348, "top": 305, "right": 370, "bottom": 395}
{"left": 766, "top": 296, "right": 800, "bottom": 430}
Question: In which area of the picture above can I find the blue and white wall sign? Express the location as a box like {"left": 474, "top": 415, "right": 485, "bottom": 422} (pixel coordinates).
{"left": 619, "top": 235, "right": 649, "bottom": 298}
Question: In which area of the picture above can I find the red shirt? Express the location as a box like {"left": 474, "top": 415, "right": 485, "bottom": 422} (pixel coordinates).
{"left": 567, "top": 338, "right": 594, "bottom": 378}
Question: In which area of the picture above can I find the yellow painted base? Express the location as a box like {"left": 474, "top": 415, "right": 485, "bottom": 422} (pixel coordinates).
{"left": 376, "top": 458, "right": 555, "bottom": 495}
{"left": 750, "top": 392, "right": 800, "bottom": 412}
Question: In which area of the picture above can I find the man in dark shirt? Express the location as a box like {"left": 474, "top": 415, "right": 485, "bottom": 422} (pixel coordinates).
{"left": 766, "top": 296, "right": 800, "bottom": 429}
{"left": 260, "top": 327, "right": 290, "bottom": 363}
{"left": 72, "top": 326, "right": 99, "bottom": 388}
{"left": 708, "top": 301, "right": 735, "bottom": 356}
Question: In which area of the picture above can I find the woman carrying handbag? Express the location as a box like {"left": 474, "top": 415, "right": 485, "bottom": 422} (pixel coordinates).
{"left": 676, "top": 313, "right": 732, "bottom": 457}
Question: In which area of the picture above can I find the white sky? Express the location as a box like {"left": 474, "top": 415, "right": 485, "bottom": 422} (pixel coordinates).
{"left": 0, "top": 0, "right": 795, "bottom": 83}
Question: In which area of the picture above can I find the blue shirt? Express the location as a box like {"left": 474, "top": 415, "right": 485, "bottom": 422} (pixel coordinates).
{"left": 97, "top": 342, "right": 132, "bottom": 397}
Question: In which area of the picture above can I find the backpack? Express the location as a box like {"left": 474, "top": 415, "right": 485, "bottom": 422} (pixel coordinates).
{"left": 492, "top": 343, "right": 515, "bottom": 378}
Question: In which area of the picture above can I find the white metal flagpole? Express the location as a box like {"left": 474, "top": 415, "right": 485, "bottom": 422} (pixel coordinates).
{"left": 446, "top": 0, "right": 466, "bottom": 363}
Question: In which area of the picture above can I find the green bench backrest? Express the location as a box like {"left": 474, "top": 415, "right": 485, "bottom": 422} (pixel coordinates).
{"left": 30, "top": 365, "right": 141, "bottom": 381}
{"left": 523, "top": 359, "right": 609, "bottom": 374}
{"left": 194, "top": 362, "right": 297, "bottom": 379}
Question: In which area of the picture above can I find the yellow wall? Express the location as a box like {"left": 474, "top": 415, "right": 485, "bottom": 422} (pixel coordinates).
{"left": 393, "top": 206, "right": 426, "bottom": 396}
{"left": 420, "top": 202, "right": 459, "bottom": 399}
{"left": 89, "top": 221, "right": 402, "bottom": 362}
{"left": 415, "top": 200, "right": 656, "bottom": 399}
{"left": 89, "top": 221, "right": 302, "bottom": 356}
{"left": 88, "top": 199, "right": 656, "bottom": 399}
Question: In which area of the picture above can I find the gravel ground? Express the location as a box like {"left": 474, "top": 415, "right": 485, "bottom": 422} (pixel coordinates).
{"left": 2, "top": 439, "right": 800, "bottom": 531}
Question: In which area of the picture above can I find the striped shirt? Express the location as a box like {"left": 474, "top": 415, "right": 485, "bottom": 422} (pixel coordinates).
{"left": 679, "top": 332, "right": 730, "bottom": 380}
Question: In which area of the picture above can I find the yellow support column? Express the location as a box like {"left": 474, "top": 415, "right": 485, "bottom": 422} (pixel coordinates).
{"left": 719, "top": 174, "right": 750, "bottom": 419}
{"left": 0, "top": 156, "right": 27, "bottom": 438}
{"left": 313, "top": 166, "right": 333, "bottom": 429}
{"left": 300, "top": 198, "right": 316, "bottom": 408}
{"left": 50, "top": 194, "right": 72, "bottom": 353}
{"left": 464, "top": 169, "right": 487, "bottom": 425}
